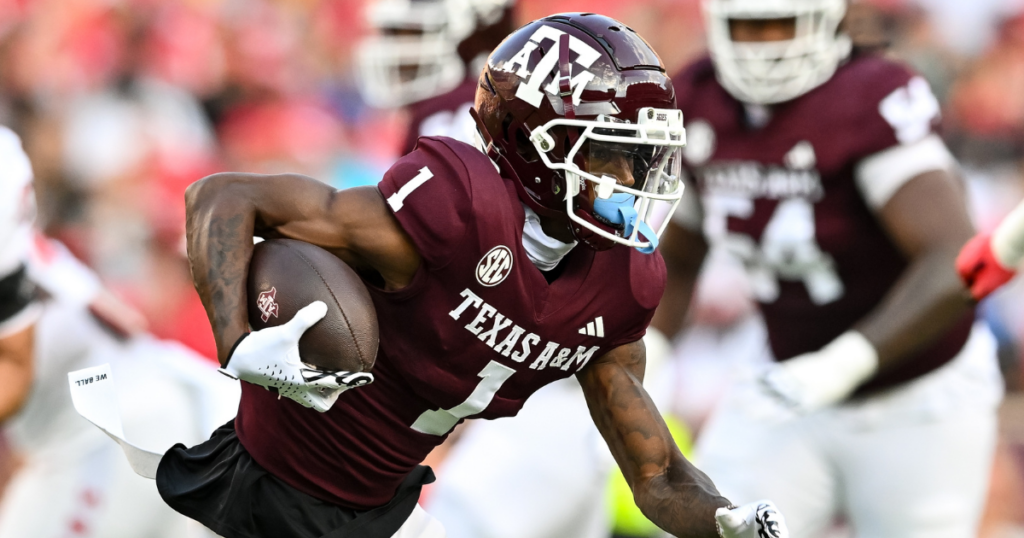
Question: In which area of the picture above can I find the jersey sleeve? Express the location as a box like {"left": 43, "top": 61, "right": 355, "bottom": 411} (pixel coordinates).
{"left": 377, "top": 137, "right": 473, "bottom": 270}
{"left": 846, "top": 59, "right": 956, "bottom": 210}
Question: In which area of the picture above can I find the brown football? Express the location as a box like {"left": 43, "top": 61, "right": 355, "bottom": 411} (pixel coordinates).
{"left": 246, "top": 238, "right": 378, "bottom": 372}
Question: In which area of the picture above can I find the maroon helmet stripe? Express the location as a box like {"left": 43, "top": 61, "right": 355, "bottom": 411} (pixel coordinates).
{"left": 558, "top": 34, "right": 577, "bottom": 121}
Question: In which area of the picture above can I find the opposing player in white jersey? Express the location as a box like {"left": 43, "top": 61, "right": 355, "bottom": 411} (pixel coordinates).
{"left": 655, "top": 1, "right": 1003, "bottom": 536}
{"left": 0, "top": 125, "right": 238, "bottom": 538}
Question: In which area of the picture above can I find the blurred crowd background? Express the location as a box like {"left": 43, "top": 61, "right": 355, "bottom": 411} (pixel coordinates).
{"left": 4, "top": 0, "right": 1024, "bottom": 535}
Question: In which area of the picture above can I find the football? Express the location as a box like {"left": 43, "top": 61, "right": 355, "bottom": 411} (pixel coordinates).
{"left": 246, "top": 238, "right": 378, "bottom": 372}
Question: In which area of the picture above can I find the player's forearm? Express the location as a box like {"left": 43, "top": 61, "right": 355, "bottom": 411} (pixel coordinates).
{"left": 0, "top": 325, "right": 34, "bottom": 422}
{"left": 580, "top": 343, "right": 728, "bottom": 538}
{"left": 185, "top": 174, "right": 260, "bottom": 366}
{"left": 634, "top": 457, "right": 732, "bottom": 538}
{"left": 856, "top": 246, "right": 971, "bottom": 371}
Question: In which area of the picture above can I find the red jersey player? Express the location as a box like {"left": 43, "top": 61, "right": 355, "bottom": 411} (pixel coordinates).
{"left": 654, "top": 1, "right": 1002, "bottom": 537}
{"left": 162, "top": 13, "right": 787, "bottom": 538}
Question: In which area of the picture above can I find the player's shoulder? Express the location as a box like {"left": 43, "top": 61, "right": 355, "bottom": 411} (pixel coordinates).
{"left": 408, "top": 79, "right": 478, "bottom": 119}
{"left": 825, "top": 53, "right": 918, "bottom": 105}
{"left": 595, "top": 246, "right": 666, "bottom": 312}
{"left": 379, "top": 137, "right": 504, "bottom": 268}
{"left": 670, "top": 56, "right": 718, "bottom": 105}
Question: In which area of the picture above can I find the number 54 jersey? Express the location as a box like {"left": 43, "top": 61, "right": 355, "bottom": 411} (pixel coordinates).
{"left": 234, "top": 137, "right": 664, "bottom": 510}
{"left": 673, "top": 54, "right": 974, "bottom": 395}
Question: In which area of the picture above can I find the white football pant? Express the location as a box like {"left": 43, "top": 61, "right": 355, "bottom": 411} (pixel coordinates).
{"left": 695, "top": 323, "right": 1002, "bottom": 538}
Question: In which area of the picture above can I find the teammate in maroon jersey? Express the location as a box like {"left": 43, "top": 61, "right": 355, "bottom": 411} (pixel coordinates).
{"left": 356, "top": 0, "right": 515, "bottom": 154}
{"left": 654, "top": 1, "right": 1002, "bottom": 536}
{"left": 163, "top": 13, "right": 787, "bottom": 538}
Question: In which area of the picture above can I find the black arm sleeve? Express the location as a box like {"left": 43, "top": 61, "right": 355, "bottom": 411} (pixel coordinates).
{"left": 0, "top": 265, "right": 38, "bottom": 325}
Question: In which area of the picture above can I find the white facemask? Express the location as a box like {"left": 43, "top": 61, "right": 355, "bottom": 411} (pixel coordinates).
{"left": 521, "top": 205, "right": 576, "bottom": 272}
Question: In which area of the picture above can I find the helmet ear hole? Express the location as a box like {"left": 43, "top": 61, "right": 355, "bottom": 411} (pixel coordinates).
{"left": 501, "top": 113, "right": 514, "bottom": 142}
{"left": 515, "top": 128, "right": 539, "bottom": 163}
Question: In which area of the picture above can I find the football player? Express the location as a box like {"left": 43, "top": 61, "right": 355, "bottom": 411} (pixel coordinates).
{"left": 171, "top": 13, "right": 787, "bottom": 538}
{"left": 653, "top": 1, "right": 1003, "bottom": 537}
{"left": 0, "top": 125, "right": 238, "bottom": 538}
{"left": 0, "top": 126, "right": 39, "bottom": 434}
{"left": 356, "top": 0, "right": 515, "bottom": 154}
{"left": 957, "top": 200, "right": 1024, "bottom": 300}
{"left": 360, "top": 2, "right": 661, "bottom": 537}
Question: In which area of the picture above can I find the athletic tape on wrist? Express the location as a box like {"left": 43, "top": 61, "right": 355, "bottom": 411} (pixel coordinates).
{"left": 993, "top": 201, "right": 1024, "bottom": 269}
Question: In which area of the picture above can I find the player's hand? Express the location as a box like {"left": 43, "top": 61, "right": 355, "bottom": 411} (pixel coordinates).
{"left": 219, "top": 301, "right": 374, "bottom": 412}
{"left": 716, "top": 500, "right": 789, "bottom": 538}
{"left": 957, "top": 232, "right": 1016, "bottom": 301}
{"left": 760, "top": 331, "right": 877, "bottom": 413}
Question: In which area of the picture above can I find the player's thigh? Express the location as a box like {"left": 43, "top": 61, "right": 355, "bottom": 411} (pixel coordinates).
{"left": 90, "top": 448, "right": 193, "bottom": 538}
{"left": 0, "top": 455, "right": 84, "bottom": 537}
{"left": 695, "top": 383, "right": 838, "bottom": 537}
{"left": 840, "top": 409, "right": 997, "bottom": 538}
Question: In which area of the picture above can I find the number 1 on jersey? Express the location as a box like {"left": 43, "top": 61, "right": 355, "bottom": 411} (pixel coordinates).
{"left": 411, "top": 361, "right": 516, "bottom": 436}
{"left": 387, "top": 167, "right": 434, "bottom": 212}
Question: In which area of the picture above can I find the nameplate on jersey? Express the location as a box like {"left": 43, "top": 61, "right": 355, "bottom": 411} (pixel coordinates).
{"left": 449, "top": 288, "right": 600, "bottom": 372}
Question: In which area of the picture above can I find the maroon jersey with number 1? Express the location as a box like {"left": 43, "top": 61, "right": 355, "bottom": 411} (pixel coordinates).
{"left": 234, "top": 137, "right": 665, "bottom": 509}
{"left": 672, "top": 54, "right": 974, "bottom": 395}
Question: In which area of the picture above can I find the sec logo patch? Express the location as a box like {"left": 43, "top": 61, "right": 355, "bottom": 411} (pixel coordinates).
{"left": 476, "top": 246, "right": 514, "bottom": 287}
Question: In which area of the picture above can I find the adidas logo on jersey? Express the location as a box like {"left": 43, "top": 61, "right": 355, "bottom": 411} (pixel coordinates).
{"left": 578, "top": 317, "right": 604, "bottom": 338}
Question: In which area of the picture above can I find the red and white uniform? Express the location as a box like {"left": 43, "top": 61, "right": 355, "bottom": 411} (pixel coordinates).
{"left": 675, "top": 56, "right": 1002, "bottom": 537}
{"left": 0, "top": 126, "right": 238, "bottom": 538}
{"left": 235, "top": 137, "right": 663, "bottom": 509}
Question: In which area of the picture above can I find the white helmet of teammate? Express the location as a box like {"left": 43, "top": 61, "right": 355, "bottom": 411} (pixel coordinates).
{"left": 356, "top": 0, "right": 513, "bottom": 108}
{"left": 704, "top": 0, "right": 852, "bottom": 105}
{"left": 0, "top": 126, "right": 35, "bottom": 277}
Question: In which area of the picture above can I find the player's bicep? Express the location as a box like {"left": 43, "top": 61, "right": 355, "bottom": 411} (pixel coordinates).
{"left": 270, "top": 185, "right": 419, "bottom": 285}
{"left": 577, "top": 341, "right": 678, "bottom": 489}
{"left": 876, "top": 170, "right": 974, "bottom": 259}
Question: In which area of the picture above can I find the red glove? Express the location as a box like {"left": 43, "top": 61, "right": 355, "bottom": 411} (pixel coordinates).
{"left": 956, "top": 233, "right": 1017, "bottom": 301}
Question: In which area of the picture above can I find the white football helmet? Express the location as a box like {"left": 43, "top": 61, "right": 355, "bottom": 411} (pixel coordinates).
{"left": 0, "top": 126, "right": 35, "bottom": 278}
{"left": 356, "top": 0, "right": 513, "bottom": 108}
{"left": 704, "top": 0, "right": 852, "bottom": 105}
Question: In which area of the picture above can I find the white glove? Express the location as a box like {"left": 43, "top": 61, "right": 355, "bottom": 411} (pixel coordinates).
{"left": 761, "top": 331, "right": 878, "bottom": 413}
{"left": 716, "top": 500, "right": 789, "bottom": 538}
{"left": 219, "top": 301, "right": 374, "bottom": 412}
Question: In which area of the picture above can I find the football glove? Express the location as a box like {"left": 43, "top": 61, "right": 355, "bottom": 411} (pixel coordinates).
{"left": 957, "top": 232, "right": 1016, "bottom": 301}
{"left": 716, "top": 500, "right": 789, "bottom": 538}
{"left": 219, "top": 301, "right": 374, "bottom": 412}
{"left": 760, "top": 331, "right": 877, "bottom": 413}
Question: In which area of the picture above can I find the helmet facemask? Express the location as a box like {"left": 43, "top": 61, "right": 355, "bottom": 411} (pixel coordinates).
{"left": 704, "top": 0, "right": 852, "bottom": 105}
{"left": 528, "top": 109, "right": 686, "bottom": 253}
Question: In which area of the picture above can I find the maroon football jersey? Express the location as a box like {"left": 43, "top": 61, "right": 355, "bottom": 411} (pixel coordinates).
{"left": 400, "top": 78, "right": 479, "bottom": 156}
{"left": 235, "top": 137, "right": 665, "bottom": 509}
{"left": 673, "top": 54, "right": 974, "bottom": 394}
